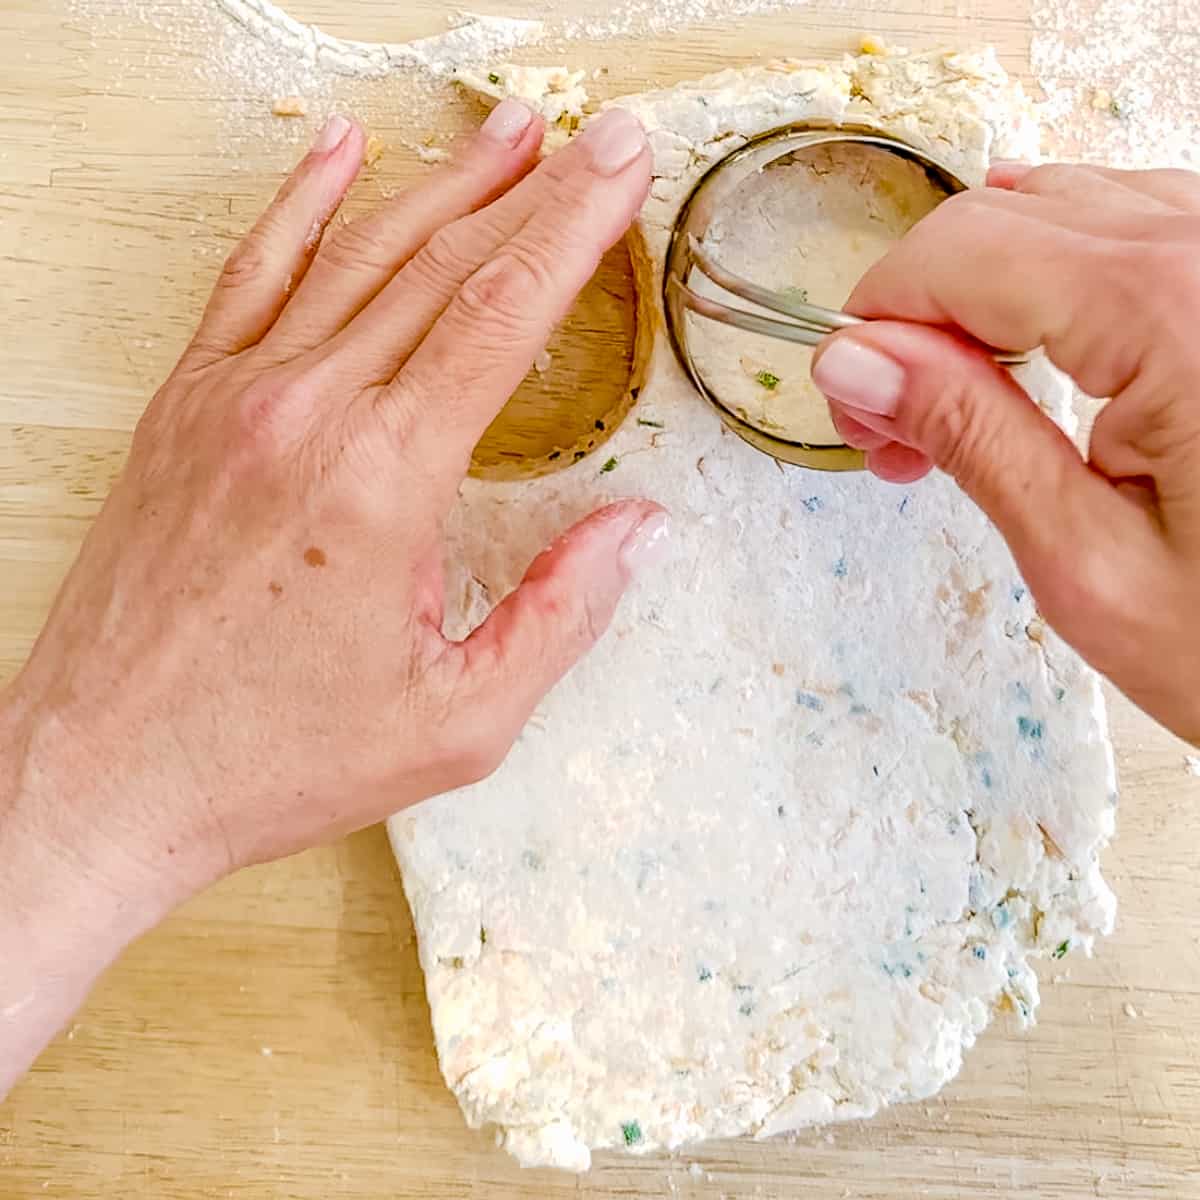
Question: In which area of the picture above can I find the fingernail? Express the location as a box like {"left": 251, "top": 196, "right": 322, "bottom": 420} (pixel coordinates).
{"left": 312, "top": 115, "right": 351, "bottom": 155}
{"left": 578, "top": 109, "right": 648, "bottom": 177}
{"left": 481, "top": 98, "right": 535, "bottom": 147}
{"left": 619, "top": 511, "right": 671, "bottom": 576}
{"left": 812, "top": 338, "right": 905, "bottom": 418}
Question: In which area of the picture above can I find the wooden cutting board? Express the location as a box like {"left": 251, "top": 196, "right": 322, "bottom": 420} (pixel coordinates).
{"left": 2, "top": 2, "right": 1200, "bottom": 1197}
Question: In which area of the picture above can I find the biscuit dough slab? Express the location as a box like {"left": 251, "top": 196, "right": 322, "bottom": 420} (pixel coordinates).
{"left": 387, "top": 47, "right": 1117, "bottom": 1172}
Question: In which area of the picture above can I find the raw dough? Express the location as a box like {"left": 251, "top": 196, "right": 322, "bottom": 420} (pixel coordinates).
{"left": 689, "top": 141, "right": 944, "bottom": 444}
{"left": 387, "top": 47, "right": 1116, "bottom": 1172}
{"left": 457, "top": 64, "right": 589, "bottom": 132}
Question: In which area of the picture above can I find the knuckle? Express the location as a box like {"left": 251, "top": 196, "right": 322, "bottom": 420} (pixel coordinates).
{"left": 531, "top": 580, "right": 605, "bottom": 649}
{"left": 320, "top": 219, "right": 393, "bottom": 275}
{"left": 232, "top": 374, "right": 313, "bottom": 452}
{"left": 458, "top": 246, "right": 556, "bottom": 330}
{"left": 926, "top": 188, "right": 979, "bottom": 229}
{"left": 218, "top": 232, "right": 271, "bottom": 291}
{"left": 1016, "top": 163, "right": 1075, "bottom": 197}
{"left": 906, "top": 369, "right": 1003, "bottom": 491}
{"left": 937, "top": 187, "right": 980, "bottom": 214}
{"left": 542, "top": 177, "right": 616, "bottom": 260}
{"left": 371, "top": 377, "right": 424, "bottom": 446}
{"left": 899, "top": 191, "right": 976, "bottom": 252}
{"left": 418, "top": 219, "right": 487, "bottom": 285}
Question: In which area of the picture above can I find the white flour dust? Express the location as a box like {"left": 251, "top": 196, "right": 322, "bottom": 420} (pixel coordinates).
{"left": 1031, "top": 0, "right": 1200, "bottom": 169}
{"left": 66, "top": 0, "right": 338, "bottom": 132}
{"left": 554, "top": 0, "right": 794, "bottom": 40}
{"left": 217, "top": 0, "right": 807, "bottom": 64}
{"left": 216, "top": 1, "right": 547, "bottom": 79}
{"left": 65, "top": 0, "right": 1196, "bottom": 176}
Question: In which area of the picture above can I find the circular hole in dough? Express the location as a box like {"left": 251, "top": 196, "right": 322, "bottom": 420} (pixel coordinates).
{"left": 470, "top": 236, "right": 641, "bottom": 480}
{"left": 686, "top": 140, "right": 945, "bottom": 446}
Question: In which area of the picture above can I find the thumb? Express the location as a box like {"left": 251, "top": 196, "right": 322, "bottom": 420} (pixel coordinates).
{"left": 446, "top": 500, "right": 670, "bottom": 764}
{"left": 811, "top": 322, "right": 1133, "bottom": 598}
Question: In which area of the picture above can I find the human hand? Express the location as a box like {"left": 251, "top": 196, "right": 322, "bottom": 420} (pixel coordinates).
{"left": 0, "top": 103, "right": 665, "bottom": 1085}
{"left": 810, "top": 162, "right": 1200, "bottom": 743}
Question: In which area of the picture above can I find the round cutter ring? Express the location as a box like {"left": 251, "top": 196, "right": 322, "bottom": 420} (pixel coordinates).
{"left": 663, "top": 123, "right": 1027, "bottom": 472}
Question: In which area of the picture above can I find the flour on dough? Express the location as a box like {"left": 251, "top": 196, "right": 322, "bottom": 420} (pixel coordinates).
{"left": 456, "top": 64, "right": 589, "bottom": 129}
{"left": 388, "top": 47, "right": 1116, "bottom": 1172}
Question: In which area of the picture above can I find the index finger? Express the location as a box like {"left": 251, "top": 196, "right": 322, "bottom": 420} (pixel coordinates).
{"left": 990, "top": 161, "right": 1200, "bottom": 214}
{"left": 844, "top": 191, "right": 1148, "bottom": 400}
{"left": 262, "top": 101, "right": 547, "bottom": 361}
{"left": 376, "top": 109, "right": 653, "bottom": 483}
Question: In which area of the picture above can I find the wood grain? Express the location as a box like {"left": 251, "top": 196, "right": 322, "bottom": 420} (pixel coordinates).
{"left": 3, "top": 2, "right": 1199, "bottom": 1197}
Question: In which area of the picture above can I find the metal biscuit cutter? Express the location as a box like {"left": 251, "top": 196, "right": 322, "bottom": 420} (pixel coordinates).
{"left": 664, "top": 123, "right": 1030, "bottom": 471}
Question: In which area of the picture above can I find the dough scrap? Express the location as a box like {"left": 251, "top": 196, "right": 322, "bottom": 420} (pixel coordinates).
{"left": 456, "top": 64, "right": 589, "bottom": 127}
{"left": 388, "top": 47, "right": 1116, "bottom": 1172}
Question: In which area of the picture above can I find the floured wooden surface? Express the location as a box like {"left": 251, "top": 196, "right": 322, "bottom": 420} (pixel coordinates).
{"left": 388, "top": 47, "right": 1118, "bottom": 1171}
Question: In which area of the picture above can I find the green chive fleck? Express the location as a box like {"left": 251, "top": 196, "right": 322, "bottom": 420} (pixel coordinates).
{"left": 621, "top": 1120, "right": 643, "bottom": 1146}
{"left": 637, "top": 418, "right": 665, "bottom": 428}
{"left": 755, "top": 370, "right": 781, "bottom": 391}
{"left": 600, "top": 456, "right": 619, "bottom": 474}
{"left": 480, "top": 926, "right": 488, "bottom": 945}
{"left": 487, "top": 72, "right": 501, "bottom": 85}
{"left": 1052, "top": 940, "right": 1070, "bottom": 960}
{"left": 1109, "top": 98, "right": 1126, "bottom": 119}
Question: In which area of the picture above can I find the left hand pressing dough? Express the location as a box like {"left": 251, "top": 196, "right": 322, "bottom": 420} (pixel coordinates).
{"left": 388, "top": 47, "right": 1117, "bottom": 1171}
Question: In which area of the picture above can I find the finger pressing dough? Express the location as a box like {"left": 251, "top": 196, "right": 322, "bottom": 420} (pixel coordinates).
{"left": 387, "top": 46, "right": 1116, "bottom": 1172}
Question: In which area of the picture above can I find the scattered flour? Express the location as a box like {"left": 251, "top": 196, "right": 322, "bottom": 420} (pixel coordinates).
{"left": 216, "top": 1, "right": 546, "bottom": 78}
{"left": 556, "top": 0, "right": 793, "bottom": 40}
{"left": 1185, "top": 755, "right": 1200, "bottom": 778}
{"left": 1031, "top": 0, "right": 1200, "bottom": 169}
{"left": 65, "top": 0, "right": 1195, "bottom": 181}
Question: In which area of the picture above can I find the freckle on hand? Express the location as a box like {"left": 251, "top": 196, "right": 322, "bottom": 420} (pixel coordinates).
{"left": 269, "top": 581, "right": 284, "bottom": 596}
{"left": 303, "top": 547, "right": 327, "bottom": 568}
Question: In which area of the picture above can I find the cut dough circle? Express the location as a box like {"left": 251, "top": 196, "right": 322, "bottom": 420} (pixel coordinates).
{"left": 388, "top": 47, "right": 1116, "bottom": 1172}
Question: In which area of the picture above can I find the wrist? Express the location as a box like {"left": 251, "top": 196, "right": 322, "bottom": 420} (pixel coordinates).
{"left": 2, "top": 653, "right": 232, "bottom": 903}
{"left": 0, "top": 680, "right": 214, "bottom": 1091}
